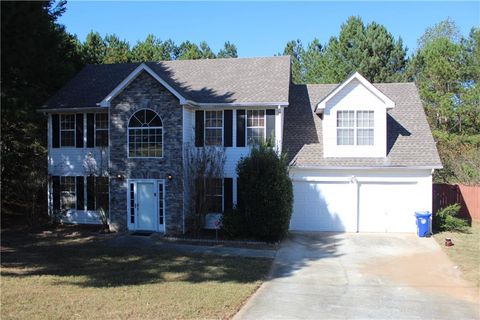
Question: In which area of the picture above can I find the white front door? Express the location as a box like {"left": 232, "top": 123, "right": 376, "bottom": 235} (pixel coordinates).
{"left": 128, "top": 180, "right": 165, "bottom": 232}
{"left": 137, "top": 181, "right": 156, "bottom": 230}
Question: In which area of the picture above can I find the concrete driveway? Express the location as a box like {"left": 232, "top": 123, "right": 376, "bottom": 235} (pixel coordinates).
{"left": 235, "top": 233, "right": 479, "bottom": 320}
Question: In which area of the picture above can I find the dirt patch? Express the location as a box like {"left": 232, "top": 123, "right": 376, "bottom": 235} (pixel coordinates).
{"left": 362, "top": 251, "right": 480, "bottom": 303}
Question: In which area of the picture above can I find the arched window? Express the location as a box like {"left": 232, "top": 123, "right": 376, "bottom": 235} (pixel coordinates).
{"left": 128, "top": 109, "right": 163, "bottom": 158}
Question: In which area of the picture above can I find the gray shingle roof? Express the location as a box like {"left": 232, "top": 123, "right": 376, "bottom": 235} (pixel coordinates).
{"left": 283, "top": 83, "right": 442, "bottom": 168}
{"left": 42, "top": 56, "right": 290, "bottom": 109}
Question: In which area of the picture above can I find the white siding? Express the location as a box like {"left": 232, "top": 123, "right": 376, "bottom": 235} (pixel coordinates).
{"left": 323, "top": 78, "right": 388, "bottom": 158}
{"left": 48, "top": 148, "right": 109, "bottom": 176}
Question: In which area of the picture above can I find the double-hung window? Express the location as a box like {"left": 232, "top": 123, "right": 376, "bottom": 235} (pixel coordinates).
{"left": 336, "top": 111, "right": 354, "bottom": 145}
{"left": 336, "top": 110, "right": 374, "bottom": 146}
{"left": 205, "top": 111, "right": 223, "bottom": 146}
{"left": 247, "top": 110, "right": 265, "bottom": 146}
{"left": 95, "top": 114, "right": 109, "bottom": 147}
{"left": 356, "top": 111, "right": 374, "bottom": 145}
{"left": 60, "top": 176, "right": 76, "bottom": 210}
{"left": 60, "top": 114, "right": 75, "bottom": 147}
{"left": 206, "top": 178, "right": 223, "bottom": 213}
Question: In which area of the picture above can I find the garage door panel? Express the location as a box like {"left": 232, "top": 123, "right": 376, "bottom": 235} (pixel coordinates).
{"left": 290, "top": 182, "right": 356, "bottom": 232}
{"left": 359, "top": 183, "right": 417, "bottom": 232}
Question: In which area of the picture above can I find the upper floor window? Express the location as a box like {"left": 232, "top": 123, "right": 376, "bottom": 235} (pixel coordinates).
{"left": 337, "top": 110, "right": 374, "bottom": 146}
{"left": 205, "top": 111, "right": 223, "bottom": 146}
{"left": 128, "top": 109, "right": 163, "bottom": 158}
{"left": 356, "top": 111, "right": 374, "bottom": 145}
{"left": 247, "top": 110, "right": 265, "bottom": 146}
{"left": 60, "top": 114, "right": 75, "bottom": 147}
{"left": 95, "top": 113, "right": 109, "bottom": 147}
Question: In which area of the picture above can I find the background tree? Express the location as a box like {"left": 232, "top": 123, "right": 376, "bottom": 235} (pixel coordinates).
{"left": 199, "top": 41, "right": 216, "bottom": 59}
{"left": 81, "top": 31, "right": 106, "bottom": 64}
{"left": 177, "top": 41, "right": 202, "bottom": 60}
{"left": 1, "top": 0, "right": 83, "bottom": 226}
{"left": 103, "top": 34, "right": 130, "bottom": 63}
{"left": 282, "top": 16, "right": 407, "bottom": 83}
{"left": 217, "top": 41, "right": 238, "bottom": 58}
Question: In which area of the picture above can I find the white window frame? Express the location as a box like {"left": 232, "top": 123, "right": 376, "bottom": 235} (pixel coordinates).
{"left": 336, "top": 110, "right": 374, "bottom": 146}
{"left": 246, "top": 109, "right": 266, "bottom": 146}
{"left": 127, "top": 109, "right": 164, "bottom": 159}
{"left": 356, "top": 111, "right": 374, "bottom": 146}
{"left": 204, "top": 110, "right": 223, "bottom": 146}
{"left": 60, "top": 114, "right": 76, "bottom": 147}
{"left": 94, "top": 113, "right": 109, "bottom": 147}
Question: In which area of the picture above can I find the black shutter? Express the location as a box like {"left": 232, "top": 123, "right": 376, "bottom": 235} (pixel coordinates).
{"left": 76, "top": 114, "right": 84, "bottom": 148}
{"left": 76, "top": 176, "right": 84, "bottom": 210}
{"left": 87, "top": 176, "right": 95, "bottom": 210}
{"left": 236, "top": 110, "right": 246, "bottom": 147}
{"left": 266, "top": 109, "right": 276, "bottom": 143}
{"left": 223, "top": 178, "right": 233, "bottom": 211}
{"left": 195, "top": 110, "right": 204, "bottom": 147}
{"left": 224, "top": 110, "right": 232, "bottom": 147}
{"left": 87, "top": 113, "right": 95, "bottom": 148}
{"left": 52, "top": 114, "right": 60, "bottom": 148}
{"left": 52, "top": 176, "right": 60, "bottom": 211}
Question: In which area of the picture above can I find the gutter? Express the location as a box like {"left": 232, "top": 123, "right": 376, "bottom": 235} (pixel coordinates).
{"left": 290, "top": 165, "right": 444, "bottom": 170}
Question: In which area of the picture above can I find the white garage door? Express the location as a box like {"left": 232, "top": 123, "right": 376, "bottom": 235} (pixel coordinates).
{"left": 358, "top": 183, "right": 417, "bottom": 232}
{"left": 290, "top": 181, "right": 357, "bottom": 232}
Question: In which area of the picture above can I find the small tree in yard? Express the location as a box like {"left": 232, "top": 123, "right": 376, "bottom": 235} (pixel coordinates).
{"left": 184, "top": 143, "right": 226, "bottom": 236}
{"left": 236, "top": 143, "right": 293, "bottom": 242}
{"left": 83, "top": 148, "right": 109, "bottom": 232}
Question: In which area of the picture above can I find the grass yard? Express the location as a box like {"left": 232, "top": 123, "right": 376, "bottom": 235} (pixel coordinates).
{"left": 1, "top": 227, "right": 272, "bottom": 319}
{"left": 433, "top": 222, "right": 480, "bottom": 288}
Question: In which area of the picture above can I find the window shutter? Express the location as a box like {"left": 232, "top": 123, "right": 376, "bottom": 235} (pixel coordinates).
{"left": 52, "top": 176, "right": 60, "bottom": 211}
{"left": 223, "top": 178, "right": 233, "bottom": 211}
{"left": 87, "top": 113, "right": 95, "bottom": 148}
{"left": 52, "top": 114, "right": 60, "bottom": 148}
{"left": 87, "top": 176, "right": 95, "bottom": 210}
{"left": 236, "top": 110, "right": 246, "bottom": 147}
{"left": 76, "top": 114, "right": 84, "bottom": 148}
{"left": 224, "top": 110, "right": 233, "bottom": 147}
{"left": 195, "top": 111, "right": 204, "bottom": 147}
{"left": 266, "top": 109, "right": 276, "bottom": 143}
{"left": 76, "top": 176, "right": 84, "bottom": 210}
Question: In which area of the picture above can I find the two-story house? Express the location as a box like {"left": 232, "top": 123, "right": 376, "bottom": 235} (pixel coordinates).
{"left": 40, "top": 56, "right": 441, "bottom": 234}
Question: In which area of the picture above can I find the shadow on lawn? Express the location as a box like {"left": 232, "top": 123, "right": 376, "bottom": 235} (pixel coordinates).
{"left": 1, "top": 227, "right": 271, "bottom": 288}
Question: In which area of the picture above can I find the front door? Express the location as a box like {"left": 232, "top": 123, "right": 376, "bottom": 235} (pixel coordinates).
{"left": 128, "top": 180, "right": 165, "bottom": 232}
{"left": 137, "top": 181, "right": 156, "bottom": 230}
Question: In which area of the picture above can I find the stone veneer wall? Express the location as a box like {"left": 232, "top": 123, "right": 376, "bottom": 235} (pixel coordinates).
{"left": 109, "top": 71, "right": 184, "bottom": 234}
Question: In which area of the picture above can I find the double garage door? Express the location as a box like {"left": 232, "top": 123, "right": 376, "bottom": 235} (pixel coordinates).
{"left": 290, "top": 181, "right": 419, "bottom": 233}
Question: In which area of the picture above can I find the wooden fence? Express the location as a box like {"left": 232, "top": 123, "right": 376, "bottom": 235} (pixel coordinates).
{"left": 433, "top": 184, "right": 480, "bottom": 222}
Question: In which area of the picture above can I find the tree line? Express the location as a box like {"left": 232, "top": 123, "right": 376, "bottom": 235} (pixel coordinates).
{"left": 1, "top": 1, "right": 478, "bottom": 226}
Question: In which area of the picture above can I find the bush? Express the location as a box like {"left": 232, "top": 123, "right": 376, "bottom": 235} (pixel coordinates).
{"left": 236, "top": 143, "right": 293, "bottom": 242}
{"left": 220, "top": 207, "right": 250, "bottom": 239}
{"left": 433, "top": 203, "right": 469, "bottom": 232}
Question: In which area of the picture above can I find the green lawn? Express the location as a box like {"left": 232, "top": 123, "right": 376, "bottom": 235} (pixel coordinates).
{"left": 1, "top": 227, "right": 272, "bottom": 319}
{"left": 433, "top": 222, "right": 480, "bottom": 288}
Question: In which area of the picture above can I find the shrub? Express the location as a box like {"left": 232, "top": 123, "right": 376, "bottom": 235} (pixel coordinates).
{"left": 236, "top": 143, "right": 293, "bottom": 242}
{"left": 220, "top": 207, "right": 250, "bottom": 239}
{"left": 433, "top": 203, "right": 469, "bottom": 232}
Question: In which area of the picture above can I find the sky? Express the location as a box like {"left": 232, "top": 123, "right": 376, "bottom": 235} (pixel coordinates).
{"left": 59, "top": 1, "right": 480, "bottom": 57}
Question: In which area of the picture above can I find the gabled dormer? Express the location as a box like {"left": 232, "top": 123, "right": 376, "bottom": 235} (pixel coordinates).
{"left": 315, "top": 72, "right": 395, "bottom": 158}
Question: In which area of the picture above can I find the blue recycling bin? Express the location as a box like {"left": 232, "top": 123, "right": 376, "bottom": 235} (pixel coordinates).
{"left": 415, "top": 211, "right": 432, "bottom": 237}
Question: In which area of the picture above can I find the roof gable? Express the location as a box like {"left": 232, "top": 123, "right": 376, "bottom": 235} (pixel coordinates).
{"left": 315, "top": 72, "right": 395, "bottom": 113}
{"left": 99, "top": 63, "right": 187, "bottom": 107}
